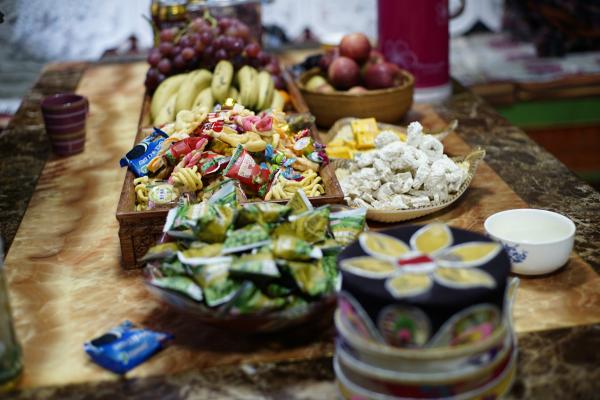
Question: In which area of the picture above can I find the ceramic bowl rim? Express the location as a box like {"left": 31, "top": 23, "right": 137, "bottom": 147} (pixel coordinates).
{"left": 484, "top": 208, "right": 575, "bottom": 246}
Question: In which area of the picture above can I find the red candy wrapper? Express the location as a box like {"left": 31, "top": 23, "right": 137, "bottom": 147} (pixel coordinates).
{"left": 164, "top": 137, "right": 209, "bottom": 166}
{"left": 224, "top": 145, "right": 273, "bottom": 197}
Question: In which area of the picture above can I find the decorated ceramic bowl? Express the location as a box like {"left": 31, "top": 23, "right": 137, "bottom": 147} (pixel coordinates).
{"left": 337, "top": 223, "right": 512, "bottom": 349}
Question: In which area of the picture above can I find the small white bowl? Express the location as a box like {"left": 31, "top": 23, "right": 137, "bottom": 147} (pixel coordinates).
{"left": 484, "top": 209, "right": 575, "bottom": 275}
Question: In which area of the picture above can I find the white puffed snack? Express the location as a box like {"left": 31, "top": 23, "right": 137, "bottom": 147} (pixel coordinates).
{"left": 335, "top": 120, "right": 469, "bottom": 211}
{"left": 374, "top": 130, "right": 400, "bottom": 149}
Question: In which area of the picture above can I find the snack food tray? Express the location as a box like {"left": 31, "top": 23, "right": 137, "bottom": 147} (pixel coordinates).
{"left": 116, "top": 71, "right": 344, "bottom": 269}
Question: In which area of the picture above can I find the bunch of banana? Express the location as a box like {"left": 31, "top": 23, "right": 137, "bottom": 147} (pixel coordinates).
{"left": 151, "top": 60, "right": 284, "bottom": 125}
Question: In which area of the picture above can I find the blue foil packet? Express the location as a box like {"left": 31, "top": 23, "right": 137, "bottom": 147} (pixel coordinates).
{"left": 120, "top": 128, "right": 169, "bottom": 177}
{"left": 84, "top": 321, "right": 173, "bottom": 374}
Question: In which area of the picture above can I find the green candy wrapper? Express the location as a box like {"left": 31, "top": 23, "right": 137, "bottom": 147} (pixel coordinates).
{"left": 159, "top": 259, "right": 187, "bottom": 276}
{"left": 329, "top": 208, "right": 367, "bottom": 246}
{"left": 223, "top": 224, "right": 271, "bottom": 254}
{"left": 190, "top": 262, "right": 240, "bottom": 307}
{"left": 280, "top": 259, "right": 330, "bottom": 297}
{"left": 141, "top": 242, "right": 180, "bottom": 262}
{"left": 230, "top": 281, "right": 287, "bottom": 315}
{"left": 163, "top": 203, "right": 204, "bottom": 239}
{"left": 237, "top": 203, "right": 291, "bottom": 227}
{"left": 177, "top": 244, "right": 230, "bottom": 266}
{"left": 194, "top": 203, "right": 237, "bottom": 243}
{"left": 230, "top": 252, "right": 280, "bottom": 279}
{"left": 272, "top": 235, "right": 323, "bottom": 261}
{"left": 286, "top": 190, "right": 313, "bottom": 215}
{"left": 276, "top": 207, "right": 330, "bottom": 244}
{"left": 149, "top": 275, "right": 203, "bottom": 302}
{"left": 316, "top": 239, "right": 344, "bottom": 257}
{"left": 208, "top": 180, "right": 238, "bottom": 208}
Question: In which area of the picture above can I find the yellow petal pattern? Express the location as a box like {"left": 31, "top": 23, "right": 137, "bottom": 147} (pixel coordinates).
{"left": 437, "top": 242, "right": 502, "bottom": 268}
{"left": 433, "top": 267, "right": 496, "bottom": 289}
{"left": 410, "top": 223, "right": 453, "bottom": 255}
{"left": 385, "top": 273, "right": 433, "bottom": 298}
{"left": 359, "top": 232, "right": 410, "bottom": 260}
{"left": 340, "top": 256, "right": 396, "bottom": 279}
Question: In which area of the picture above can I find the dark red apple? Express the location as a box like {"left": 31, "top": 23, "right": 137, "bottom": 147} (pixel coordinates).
{"left": 363, "top": 63, "right": 396, "bottom": 89}
{"left": 319, "top": 46, "right": 340, "bottom": 71}
{"left": 367, "top": 49, "right": 385, "bottom": 65}
{"left": 328, "top": 56, "right": 361, "bottom": 90}
{"left": 339, "top": 33, "right": 371, "bottom": 64}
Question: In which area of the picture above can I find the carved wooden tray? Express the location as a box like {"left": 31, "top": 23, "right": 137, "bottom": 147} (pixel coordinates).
{"left": 116, "top": 72, "right": 344, "bottom": 269}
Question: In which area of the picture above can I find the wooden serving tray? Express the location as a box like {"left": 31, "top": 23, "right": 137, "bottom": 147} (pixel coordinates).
{"left": 116, "top": 72, "right": 344, "bottom": 269}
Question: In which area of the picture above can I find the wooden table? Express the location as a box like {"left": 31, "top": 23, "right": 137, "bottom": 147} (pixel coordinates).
{"left": 1, "top": 61, "right": 600, "bottom": 399}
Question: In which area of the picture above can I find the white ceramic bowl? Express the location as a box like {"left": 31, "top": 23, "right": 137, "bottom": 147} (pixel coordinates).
{"left": 484, "top": 209, "right": 575, "bottom": 275}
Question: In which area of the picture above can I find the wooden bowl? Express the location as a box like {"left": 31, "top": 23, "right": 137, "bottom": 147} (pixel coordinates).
{"left": 298, "top": 68, "right": 414, "bottom": 128}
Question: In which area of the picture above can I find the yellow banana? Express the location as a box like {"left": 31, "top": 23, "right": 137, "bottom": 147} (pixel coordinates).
{"left": 150, "top": 73, "right": 187, "bottom": 120}
{"left": 238, "top": 66, "right": 259, "bottom": 109}
{"left": 256, "top": 70, "right": 275, "bottom": 111}
{"left": 192, "top": 87, "right": 214, "bottom": 112}
{"left": 270, "top": 90, "right": 285, "bottom": 111}
{"left": 228, "top": 86, "right": 239, "bottom": 101}
{"left": 211, "top": 60, "right": 234, "bottom": 104}
{"left": 175, "top": 69, "right": 212, "bottom": 114}
{"left": 153, "top": 92, "right": 177, "bottom": 126}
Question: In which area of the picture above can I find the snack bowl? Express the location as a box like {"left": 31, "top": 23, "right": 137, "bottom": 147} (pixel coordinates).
{"left": 298, "top": 68, "right": 414, "bottom": 128}
{"left": 145, "top": 263, "right": 336, "bottom": 333}
{"left": 334, "top": 347, "right": 517, "bottom": 400}
{"left": 484, "top": 209, "right": 576, "bottom": 275}
{"left": 333, "top": 149, "right": 485, "bottom": 223}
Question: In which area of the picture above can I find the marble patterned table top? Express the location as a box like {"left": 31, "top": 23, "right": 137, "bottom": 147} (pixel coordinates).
{"left": 1, "top": 61, "right": 599, "bottom": 399}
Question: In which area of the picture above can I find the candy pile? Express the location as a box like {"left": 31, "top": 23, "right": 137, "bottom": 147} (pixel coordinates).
{"left": 336, "top": 122, "right": 469, "bottom": 210}
{"left": 143, "top": 185, "right": 366, "bottom": 314}
{"left": 120, "top": 102, "right": 328, "bottom": 211}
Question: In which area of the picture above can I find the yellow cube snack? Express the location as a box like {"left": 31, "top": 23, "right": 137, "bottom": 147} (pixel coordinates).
{"left": 355, "top": 131, "right": 376, "bottom": 150}
{"left": 327, "top": 137, "right": 347, "bottom": 147}
{"left": 351, "top": 118, "right": 379, "bottom": 137}
{"left": 326, "top": 146, "right": 353, "bottom": 159}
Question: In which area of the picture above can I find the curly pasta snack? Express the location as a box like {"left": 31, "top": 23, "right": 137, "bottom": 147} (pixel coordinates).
{"left": 170, "top": 165, "right": 203, "bottom": 192}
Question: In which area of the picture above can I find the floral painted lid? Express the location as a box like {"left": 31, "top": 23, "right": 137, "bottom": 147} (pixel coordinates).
{"left": 337, "top": 223, "right": 511, "bottom": 348}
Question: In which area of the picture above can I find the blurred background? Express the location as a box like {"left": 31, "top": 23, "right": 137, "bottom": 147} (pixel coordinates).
{"left": 0, "top": 0, "right": 599, "bottom": 188}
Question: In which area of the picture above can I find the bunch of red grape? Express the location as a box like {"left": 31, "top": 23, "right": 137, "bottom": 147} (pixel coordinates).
{"left": 145, "top": 15, "right": 284, "bottom": 93}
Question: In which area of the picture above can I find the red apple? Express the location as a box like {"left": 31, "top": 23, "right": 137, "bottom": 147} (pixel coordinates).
{"left": 367, "top": 49, "right": 385, "bottom": 65}
{"left": 319, "top": 47, "right": 340, "bottom": 71}
{"left": 328, "top": 56, "right": 361, "bottom": 90}
{"left": 363, "top": 63, "right": 396, "bottom": 89}
{"left": 339, "top": 33, "right": 371, "bottom": 64}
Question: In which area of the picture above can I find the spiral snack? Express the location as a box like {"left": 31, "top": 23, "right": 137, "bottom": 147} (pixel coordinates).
{"left": 170, "top": 166, "right": 203, "bottom": 192}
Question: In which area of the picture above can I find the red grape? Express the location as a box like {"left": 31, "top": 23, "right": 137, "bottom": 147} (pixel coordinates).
{"left": 172, "top": 45, "right": 182, "bottom": 57}
{"left": 147, "top": 49, "right": 161, "bottom": 67}
{"left": 179, "top": 35, "right": 192, "bottom": 48}
{"left": 173, "top": 54, "right": 185, "bottom": 70}
{"left": 257, "top": 51, "right": 271, "bottom": 66}
{"left": 265, "top": 61, "right": 281, "bottom": 75}
{"left": 191, "top": 18, "right": 209, "bottom": 33}
{"left": 245, "top": 42, "right": 260, "bottom": 58}
{"left": 159, "top": 41, "right": 174, "bottom": 56}
{"left": 157, "top": 58, "right": 172, "bottom": 74}
{"left": 230, "top": 38, "right": 244, "bottom": 54}
{"left": 157, "top": 73, "right": 166, "bottom": 85}
{"left": 234, "top": 23, "right": 250, "bottom": 40}
{"left": 214, "top": 36, "right": 226, "bottom": 50}
{"left": 181, "top": 47, "right": 195, "bottom": 61}
{"left": 159, "top": 28, "right": 176, "bottom": 42}
{"left": 194, "top": 40, "right": 205, "bottom": 54}
{"left": 215, "top": 48, "right": 228, "bottom": 60}
{"left": 200, "top": 31, "right": 213, "bottom": 45}
{"left": 218, "top": 17, "right": 232, "bottom": 32}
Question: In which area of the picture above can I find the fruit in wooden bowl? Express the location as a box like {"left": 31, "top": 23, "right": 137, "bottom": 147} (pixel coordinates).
{"left": 299, "top": 67, "right": 414, "bottom": 128}
{"left": 296, "top": 32, "right": 414, "bottom": 127}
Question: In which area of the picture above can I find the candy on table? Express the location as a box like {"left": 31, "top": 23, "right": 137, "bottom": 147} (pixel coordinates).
{"left": 143, "top": 185, "right": 367, "bottom": 315}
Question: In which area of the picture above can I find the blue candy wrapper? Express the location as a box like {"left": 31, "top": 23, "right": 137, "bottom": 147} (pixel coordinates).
{"left": 84, "top": 321, "right": 172, "bottom": 374}
{"left": 120, "top": 128, "right": 169, "bottom": 177}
